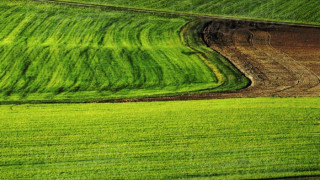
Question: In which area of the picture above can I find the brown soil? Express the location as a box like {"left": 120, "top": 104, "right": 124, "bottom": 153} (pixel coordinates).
{"left": 202, "top": 20, "right": 320, "bottom": 98}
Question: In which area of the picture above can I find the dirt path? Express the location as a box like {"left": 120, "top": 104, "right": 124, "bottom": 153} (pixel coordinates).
{"left": 29, "top": 0, "right": 320, "bottom": 102}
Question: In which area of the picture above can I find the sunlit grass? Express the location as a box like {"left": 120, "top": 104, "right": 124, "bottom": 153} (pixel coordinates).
{"left": 1, "top": 97, "right": 319, "bottom": 179}
{"left": 0, "top": 1, "right": 248, "bottom": 103}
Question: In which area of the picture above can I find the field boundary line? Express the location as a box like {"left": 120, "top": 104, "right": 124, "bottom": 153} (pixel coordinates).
{"left": 34, "top": 0, "right": 320, "bottom": 28}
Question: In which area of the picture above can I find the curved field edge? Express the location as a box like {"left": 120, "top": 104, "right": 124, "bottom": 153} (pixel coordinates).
{"left": 41, "top": 0, "right": 320, "bottom": 26}
{"left": 181, "top": 19, "right": 250, "bottom": 93}
{"left": 1, "top": 97, "right": 319, "bottom": 179}
{"left": 0, "top": 1, "right": 248, "bottom": 105}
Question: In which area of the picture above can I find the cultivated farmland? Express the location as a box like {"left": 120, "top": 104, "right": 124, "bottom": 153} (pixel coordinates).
{"left": 203, "top": 20, "right": 320, "bottom": 97}
{"left": 0, "top": 0, "right": 320, "bottom": 179}
{"left": 57, "top": 0, "right": 320, "bottom": 25}
{"left": 0, "top": 1, "right": 248, "bottom": 103}
{"left": 1, "top": 98, "right": 319, "bottom": 179}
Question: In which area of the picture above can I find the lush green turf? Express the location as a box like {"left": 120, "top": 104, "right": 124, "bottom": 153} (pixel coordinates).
{"left": 0, "top": 98, "right": 319, "bottom": 179}
{"left": 60, "top": 0, "right": 320, "bottom": 25}
{"left": 0, "top": 1, "right": 248, "bottom": 103}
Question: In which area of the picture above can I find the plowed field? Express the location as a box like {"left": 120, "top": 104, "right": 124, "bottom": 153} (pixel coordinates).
{"left": 203, "top": 20, "right": 320, "bottom": 98}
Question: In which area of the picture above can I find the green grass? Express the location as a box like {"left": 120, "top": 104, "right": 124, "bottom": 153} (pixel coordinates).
{"left": 1, "top": 1, "right": 319, "bottom": 179}
{"left": 0, "top": 97, "right": 319, "bottom": 179}
{"left": 0, "top": 1, "right": 248, "bottom": 103}
{"left": 59, "top": 0, "right": 320, "bottom": 25}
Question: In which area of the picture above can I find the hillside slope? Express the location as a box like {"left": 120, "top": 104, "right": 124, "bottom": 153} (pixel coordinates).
{"left": 0, "top": 1, "right": 248, "bottom": 103}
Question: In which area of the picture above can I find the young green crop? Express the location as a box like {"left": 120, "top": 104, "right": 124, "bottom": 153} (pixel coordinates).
{"left": 59, "top": 0, "right": 320, "bottom": 25}
{"left": 0, "top": 1, "right": 248, "bottom": 103}
{"left": 1, "top": 97, "right": 319, "bottom": 179}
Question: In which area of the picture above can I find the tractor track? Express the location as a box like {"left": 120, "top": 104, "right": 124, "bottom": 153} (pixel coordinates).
{"left": 29, "top": 0, "right": 320, "bottom": 103}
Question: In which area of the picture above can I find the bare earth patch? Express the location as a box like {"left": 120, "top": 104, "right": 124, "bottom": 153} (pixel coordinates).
{"left": 202, "top": 20, "right": 320, "bottom": 98}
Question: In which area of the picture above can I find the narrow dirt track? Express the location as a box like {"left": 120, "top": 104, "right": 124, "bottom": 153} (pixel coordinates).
{"left": 29, "top": 0, "right": 320, "bottom": 102}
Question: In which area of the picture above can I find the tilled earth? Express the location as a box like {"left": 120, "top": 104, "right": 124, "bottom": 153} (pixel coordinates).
{"left": 202, "top": 20, "right": 320, "bottom": 98}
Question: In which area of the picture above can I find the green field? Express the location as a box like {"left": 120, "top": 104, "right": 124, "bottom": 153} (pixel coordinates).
{"left": 0, "top": 1, "right": 248, "bottom": 103}
{"left": 61, "top": 0, "right": 320, "bottom": 25}
{"left": 1, "top": 0, "right": 319, "bottom": 103}
{"left": 1, "top": 1, "right": 319, "bottom": 179}
{"left": 1, "top": 98, "right": 319, "bottom": 179}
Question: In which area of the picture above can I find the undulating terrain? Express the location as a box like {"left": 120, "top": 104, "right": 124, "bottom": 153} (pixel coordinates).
{"left": 0, "top": 1, "right": 248, "bottom": 103}
{"left": 1, "top": 0, "right": 319, "bottom": 179}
